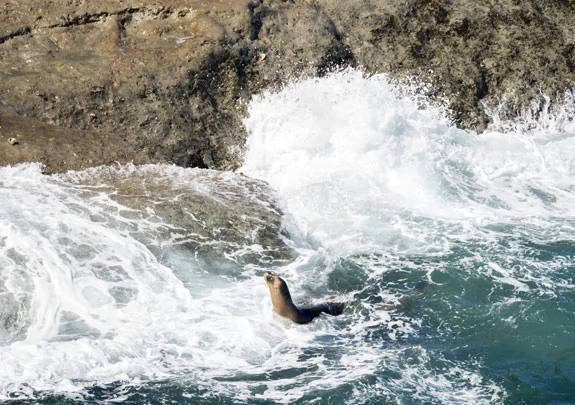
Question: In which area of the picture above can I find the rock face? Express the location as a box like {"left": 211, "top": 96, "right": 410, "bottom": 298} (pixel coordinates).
{"left": 1, "top": 1, "right": 256, "bottom": 171}
{"left": 1, "top": 0, "right": 574, "bottom": 172}
{"left": 0, "top": 112, "right": 151, "bottom": 174}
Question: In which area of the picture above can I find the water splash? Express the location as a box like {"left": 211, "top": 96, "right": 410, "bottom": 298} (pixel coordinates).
{"left": 242, "top": 70, "right": 575, "bottom": 403}
{"left": 2, "top": 70, "right": 574, "bottom": 403}
{"left": 0, "top": 164, "right": 291, "bottom": 402}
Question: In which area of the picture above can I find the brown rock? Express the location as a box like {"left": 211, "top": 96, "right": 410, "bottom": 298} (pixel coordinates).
{"left": 0, "top": 0, "right": 573, "bottom": 172}
{"left": 1, "top": 1, "right": 254, "bottom": 171}
{"left": 319, "top": 0, "right": 575, "bottom": 130}
{"left": 0, "top": 112, "right": 150, "bottom": 174}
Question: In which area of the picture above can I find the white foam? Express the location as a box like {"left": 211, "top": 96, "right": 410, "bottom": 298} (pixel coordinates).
{"left": 241, "top": 70, "right": 575, "bottom": 402}
{"left": 243, "top": 71, "right": 575, "bottom": 254}
{"left": 0, "top": 164, "right": 285, "bottom": 400}
{"left": 2, "top": 70, "right": 574, "bottom": 403}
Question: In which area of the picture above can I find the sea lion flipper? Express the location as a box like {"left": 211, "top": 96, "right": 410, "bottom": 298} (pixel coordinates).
{"left": 323, "top": 302, "right": 345, "bottom": 316}
{"left": 304, "top": 302, "right": 345, "bottom": 317}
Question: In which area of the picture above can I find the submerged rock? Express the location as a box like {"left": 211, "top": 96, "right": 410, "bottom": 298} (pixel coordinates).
{"left": 59, "top": 164, "right": 295, "bottom": 269}
{"left": 0, "top": 0, "right": 573, "bottom": 172}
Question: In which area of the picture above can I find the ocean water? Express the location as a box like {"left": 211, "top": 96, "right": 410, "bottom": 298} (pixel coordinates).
{"left": 1, "top": 70, "right": 575, "bottom": 404}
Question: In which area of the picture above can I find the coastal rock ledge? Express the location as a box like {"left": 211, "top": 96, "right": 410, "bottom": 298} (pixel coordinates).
{"left": 1, "top": 0, "right": 574, "bottom": 173}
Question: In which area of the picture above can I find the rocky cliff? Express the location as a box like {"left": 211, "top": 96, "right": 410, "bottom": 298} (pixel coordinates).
{"left": 1, "top": 0, "right": 573, "bottom": 173}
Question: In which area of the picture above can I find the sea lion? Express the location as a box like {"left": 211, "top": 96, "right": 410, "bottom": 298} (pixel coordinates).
{"left": 264, "top": 271, "right": 345, "bottom": 324}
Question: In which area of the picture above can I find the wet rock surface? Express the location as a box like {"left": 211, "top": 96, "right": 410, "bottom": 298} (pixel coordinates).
{"left": 1, "top": 0, "right": 573, "bottom": 172}
{"left": 59, "top": 164, "right": 295, "bottom": 268}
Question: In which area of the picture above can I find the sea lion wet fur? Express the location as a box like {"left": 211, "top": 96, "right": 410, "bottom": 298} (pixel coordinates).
{"left": 264, "top": 271, "right": 345, "bottom": 324}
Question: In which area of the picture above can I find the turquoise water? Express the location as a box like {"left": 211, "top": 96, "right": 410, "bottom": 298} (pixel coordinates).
{"left": 1, "top": 71, "right": 575, "bottom": 403}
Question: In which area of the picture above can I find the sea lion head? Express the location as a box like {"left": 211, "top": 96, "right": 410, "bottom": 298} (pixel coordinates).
{"left": 264, "top": 272, "right": 291, "bottom": 299}
{"left": 264, "top": 271, "right": 295, "bottom": 317}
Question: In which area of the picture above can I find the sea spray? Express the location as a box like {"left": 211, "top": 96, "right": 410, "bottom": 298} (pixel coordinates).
{"left": 242, "top": 70, "right": 575, "bottom": 403}
{"left": 1, "top": 70, "right": 574, "bottom": 403}
{"left": 0, "top": 164, "right": 291, "bottom": 402}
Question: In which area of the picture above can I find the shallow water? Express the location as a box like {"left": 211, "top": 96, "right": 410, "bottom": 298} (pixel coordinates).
{"left": 2, "top": 71, "right": 575, "bottom": 404}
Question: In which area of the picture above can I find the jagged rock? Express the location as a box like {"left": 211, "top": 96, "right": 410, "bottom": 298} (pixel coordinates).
{"left": 321, "top": 0, "right": 575, "bottom": 130}
{"left": 0, "top": 0, "right": 573, "bottom": 172}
